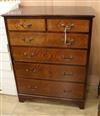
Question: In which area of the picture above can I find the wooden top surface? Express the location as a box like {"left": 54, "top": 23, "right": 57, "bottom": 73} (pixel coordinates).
{"left": 3, "top": 6, "right": 95, "bottom": 18}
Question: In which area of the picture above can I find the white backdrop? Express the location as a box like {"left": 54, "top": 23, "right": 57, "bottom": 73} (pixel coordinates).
{"left": 0, "top": 0, "right": 20, "bottom": 95}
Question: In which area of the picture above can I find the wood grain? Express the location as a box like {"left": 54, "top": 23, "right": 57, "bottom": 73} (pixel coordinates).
{"left": 11, "top": 47, "right": 87, "bottom": 65}
{"left": 48, "top": 19, "right": 89, "bottom": 32}
{"left": 9, "top": 32, "right": 89, "bottom": 49}
{"left": 17, "top": 78, "right": 84, "bottom": 99}
{"left": 14, "top": 62, "right": 86, "bottom": 82}
{"left": 7, "top": 18, "right": 45, "bottom": 31}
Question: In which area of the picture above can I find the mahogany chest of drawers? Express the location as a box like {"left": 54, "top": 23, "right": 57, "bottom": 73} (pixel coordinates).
{"left": 3, "top": 6, "right": 95, "bottom": 109}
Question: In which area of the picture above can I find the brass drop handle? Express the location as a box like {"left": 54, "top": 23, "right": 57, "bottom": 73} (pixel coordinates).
{"left": 31, "top": 86, "right": 38, "bottom": 91}
{"left": 28, "top": 53, "right": 34, "bottom": 58}
{"left": 23, "top": 52, "right": 34, "bottom": 57}
{"left": 61, "top": 23, "right": 74, "bottom": 44}
{"left": 62, "top": 55, "right": 73, "bottom": 60}
{"left": 64, "top": 27, "right": 75, "bottom": 44}
{"left": 23, "top": 52, "right": 34, "bottom": 58}
{"left": 28, "top": 86, "right": 38, "bottom": 90}
{"left": 22, "top": 37, "right": 34, "bottom": 43}
{"left": 66, "top": 38, "right": 75, "bottom": 46}
{"left": 63, "top": 72, "right": 73, "bottom": 76}
{"left": 63, "top": 90, "right": 72, "bottom": 93}
{"left": 25, "top": 68, "right": 36, "bottom": 73}
{"left": 64, "top": 26, "right": 67, "bottom": 44}
{"left": 18, "top": 23, "right": 32, "bottom": 29}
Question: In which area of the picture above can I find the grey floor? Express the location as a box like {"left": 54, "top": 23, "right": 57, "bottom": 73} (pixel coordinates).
{"left": 0, "top": 86, "right": 100, "bottom": 116}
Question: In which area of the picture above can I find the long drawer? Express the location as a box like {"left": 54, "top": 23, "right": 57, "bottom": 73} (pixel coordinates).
{"left": 47, "top": 19, "right": 89, "bottom": 32}
{"left": 17, "top": 78, "right": 84, "bottom": 99}
{"left": 11, "top": 47, "right": 87, "bottom": 65}
{"left": 14, "top": 62, "right": 86, "bottom": 82}
{"left": 9, "top": 32, "right": 88, "bottom": 49}
{"left": 7, "top": 18, "right": 45, "bottom": 31}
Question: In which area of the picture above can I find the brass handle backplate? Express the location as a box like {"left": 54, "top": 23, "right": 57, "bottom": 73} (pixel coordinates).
{"left": 22, "top": 37, "right": 34, "bottom": 43}
{"left": 61, "top": 23, "right": 74, "bottom": 31}
{"left": 17, "top": 23, "right": 32, "bottom": 29}
{"left": 23, "top": 52, "right": 34, "bottom": 57}
{"left": 62, "top": 55, "right": 73, "bottom": 60}
{"left": 25, "top": 68, "right": 36, "bottom": 73}
{"left": 63, "top": 72, "right": 73, "bottom": 76}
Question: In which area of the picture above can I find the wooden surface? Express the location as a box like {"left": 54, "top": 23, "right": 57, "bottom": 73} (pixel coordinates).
{"left": 14, "top": 62, "right": 86, "bottom": 82}
{"left": 7, "top": 19, "right": 45, "bottom": 31}
{"left": 9, "top": 32, "right": 89, "bottom": 49}
{"left": 11, "top": 47, "right": 87, "bottom": 65}
{"left": 3, "top": 6, "right": 95, "bottom": 18}
{"left": 17, "top": 78, "right": 84, "bottom": 99}
{"left": 48, "top": 19, "right": 89, "bottom": 32}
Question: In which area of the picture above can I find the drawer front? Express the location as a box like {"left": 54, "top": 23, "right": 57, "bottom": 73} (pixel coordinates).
{"left": 17, "top": 78, "right": 84, "bottom": 99}
{"left": 12, "top": 47, "right": 87, "bottom": 65}
{"left": 48, "top": 19, "right": 89, "bottom": 32}
{"left": 14, "top": 62, "right": 86, "bottom": 82}
{"left": 9, "top": 32, "right": 88, "bottom": 49}
{"left": 7, "top": 19, "right": 45, "bottom": 31}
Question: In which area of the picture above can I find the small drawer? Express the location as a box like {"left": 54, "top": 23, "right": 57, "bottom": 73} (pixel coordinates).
{"left": 17, "top": 78, "right": 84, "bottom": 99}
{"left": 14, "top": 62, "right": 86, "bottom": 82}
{"left": 48, "top": 19, "right": 89, "bottom": 32}
{"left": 11, "top": 47, "right": 87, "bottom": 65}
{"left": 9, "top": 32, "right": 88, "bottom": 49}
{"left": 7, "top": 18, "right": 45, "bottom": 31}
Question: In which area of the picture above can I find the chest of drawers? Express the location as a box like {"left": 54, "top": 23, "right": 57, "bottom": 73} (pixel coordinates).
{"left": 3, "top": 6, "right": 95, "bottom": 109}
